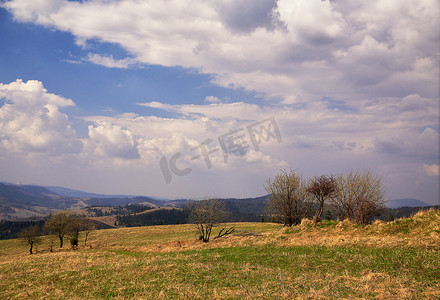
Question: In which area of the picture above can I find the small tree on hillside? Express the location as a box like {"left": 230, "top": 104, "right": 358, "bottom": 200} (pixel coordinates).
{"left": 306, "top": 174, "right": 338, "bottom": 223}
{"left": 44, "top": 211, "right": 75, "bottom": 248}
{"left": 82, "top": 218, "right": 96, "bottom": 246}
{"left": 68, "top": 214, "right": 83, "bottom": 250}
{"left": 188, "top": 198, "right": 230, "bottom": 243}
{"left": 331, "top": 170, "right": 386, "bottom": 224}
{"left": 18, "top": 225, "right": 41, "bottom": 255}
{"left": 265, "top": 169, "right": 313, "bottom": 227}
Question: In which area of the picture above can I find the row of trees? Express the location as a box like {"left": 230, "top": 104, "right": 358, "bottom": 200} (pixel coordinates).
{"left": 265, "top": 169, "right": 386, "bottom": 226}
{"left": 169, "top": 169, "right": 386, "bottom": 243}
{"left": 19, "top": 211, "right": 95, "bottom": 254}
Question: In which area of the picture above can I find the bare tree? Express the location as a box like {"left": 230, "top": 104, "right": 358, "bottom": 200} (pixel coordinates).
{"left": 306, "top": 174, "right": 338, "bottom": 223}
{"left": 331, "top": 170, "right": 386, "bottom": 224}
{"left": 188, "top": 198, "right": 230, "bottom": 242}
{"left": 44, "top": 211, "right": 76, "bottom": 248}
{"left": 18, "top": 225, "right": 40, "bottom": 255}
{"left": 265, "top": 169, "right": 312, "bottom": 226}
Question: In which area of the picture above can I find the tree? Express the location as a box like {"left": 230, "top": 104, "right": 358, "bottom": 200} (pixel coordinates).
{"left": 68, "top": 214, "right": 83, "bottom": 249}
{"left": 44, "top": 211, "right": 75, "bottom": 248}
{"left": 188, "top": 198, "right": 230, "bottom": 242}
{"left": 331, "top": 170, "right": 386, "bottom": 224}
{"left": 18, "top": 225, "right": 40, "bottom": 255}
{"left": 265, "top": 169, "right": 312, "bottom": 227}
{"left": 82, "top": 218, "right": 96, "bottom": 246}
{"left": 70, "top": 235, "right": 79, "bottom": 250}
{"left": 306, "top": 174, "right": 338, "bottom": 223}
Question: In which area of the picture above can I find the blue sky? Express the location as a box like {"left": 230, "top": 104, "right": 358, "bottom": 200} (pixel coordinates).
{"left": 0, "top": 0, "right": 439, "bottom": 205}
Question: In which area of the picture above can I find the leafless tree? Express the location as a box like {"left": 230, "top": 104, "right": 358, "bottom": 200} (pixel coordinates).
{"left": 265, "top": 169, "right": 313, "bottom": 226}
{"left": 188, "top": 198, "right": 230, "bottom": 242}
{"left": 331, "top": 170, "right": 386, "bottom": 224}
{"left": 306, "top": 174, "right": 338, "bottom": 223}
{"left": 18, "top": 225, "right": 41, "bottom": 255}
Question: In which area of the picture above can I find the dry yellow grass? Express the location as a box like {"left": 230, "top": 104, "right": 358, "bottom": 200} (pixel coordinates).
{"left": 90, "top": 215, "right": 117, "bottom": 227}
{"left": 0, "top": 209, "right": 439, "bottom": 299}
{"left": 279, "top": 208, "right": 440, "bottom": 249}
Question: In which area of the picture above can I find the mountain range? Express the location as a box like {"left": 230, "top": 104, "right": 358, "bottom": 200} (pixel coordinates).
{"left": 0, "top": 182, "right": 435, "bottom": 220}
{"left": 385, "top": 198, "right": 432, "bottom": 209}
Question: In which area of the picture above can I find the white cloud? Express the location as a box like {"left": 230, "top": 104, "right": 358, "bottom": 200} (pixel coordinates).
{"left": 100, "top": 96, "right": 438, "bottom": 171}
{"left": 0, "top": 79, "right": 437, "bottom": 202}
{"left": 137, "top": 101, "right": 265, "bottom": 121}
{"left": 88, "top": 122, "right": 140, "bottom": 159}
{"left": 83, "top": 53, "right": 139, "bottom": 69}
{"left": 204, "top": 96, "right": 222, "bottom": 103}
{"left": 0, "top": 79, "right": 82, "bottom": 155}
{"left": 3, "top": 0, "right": 438, "bottom": 102}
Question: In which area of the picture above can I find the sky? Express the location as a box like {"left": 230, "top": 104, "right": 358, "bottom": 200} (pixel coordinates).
{"left": 0, "top": 0, "right": 439, "bottom": 205}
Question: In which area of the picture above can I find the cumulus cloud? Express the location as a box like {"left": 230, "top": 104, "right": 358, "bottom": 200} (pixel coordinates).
{"left": 0, "top": 79, "right": 82, "bottom": 155}
{"left": 3, "top": 0, "right": 438, "bottom": 102}
{"left": 98, "top": 95, "right": 438, "bottom": 172}
{"left": 83, "top": 103, "right": 286, "bottom": 171}
{"left": 214, "top": 0, "right": 279, "bottom": 34}
{"left": 117, "top": 98, "right": 437, "bottom": 199}
{"left": 0, "top": 78, "right": 437, "bottom": 201}
{"left": 88, "top": 122, "right": 140, "bottom": 159}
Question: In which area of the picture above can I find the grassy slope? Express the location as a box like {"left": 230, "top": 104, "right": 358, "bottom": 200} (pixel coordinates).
{"left": 0, "top": 210, "right": 439, "bottom": 299}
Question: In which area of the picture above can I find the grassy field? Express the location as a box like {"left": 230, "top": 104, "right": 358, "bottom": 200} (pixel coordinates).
{"left": 0, "top": 210, "right": 439, "bottom": 299}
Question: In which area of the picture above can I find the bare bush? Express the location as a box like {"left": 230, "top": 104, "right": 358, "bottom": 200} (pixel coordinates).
{"left": 331, "top": 170, "right": 386, "bottom": 224}
{"left": 188, "top": 198, "right": 230, "bottom": 242}
{"left": 306, "top": 174, "right": 338, "bottom": 223}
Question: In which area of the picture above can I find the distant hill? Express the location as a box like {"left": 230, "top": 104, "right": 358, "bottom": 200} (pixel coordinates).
{"left": 0, "top": 183, "right": 169, "bottom": 220}
{"left": 386, "top": 198, "right": 430, "bottom": 209}
{"left": 44, "top": 186, "right": 171, "bottom": 202}
{"left": 0, "top": 182, "right": 84, "bottom": 219}
{"left": 85, "top": 196, "right": 166, "bottom": 207}
{"left": 44, "top": 186, "right": 135, "bottom": 199}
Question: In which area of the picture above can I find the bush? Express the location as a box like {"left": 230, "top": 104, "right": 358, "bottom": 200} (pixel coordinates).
{"left": 70, "top": 235, "right": 79, "bottom": 249}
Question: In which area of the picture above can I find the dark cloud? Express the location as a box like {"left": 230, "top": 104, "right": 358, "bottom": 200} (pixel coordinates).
{"left": 216, "top": 0, "right": 280, "bottom": 34}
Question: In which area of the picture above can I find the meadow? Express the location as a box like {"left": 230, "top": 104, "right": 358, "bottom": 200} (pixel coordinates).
{"left": 0, "top": 210, "right": 439, "bottom": 299}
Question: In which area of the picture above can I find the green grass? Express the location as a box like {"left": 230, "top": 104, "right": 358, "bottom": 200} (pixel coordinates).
{"left": 0, "top": 211, "right": 439, "bottom": 299}
{"left": 1, "top": 244, "right": 438, "bottom": 299}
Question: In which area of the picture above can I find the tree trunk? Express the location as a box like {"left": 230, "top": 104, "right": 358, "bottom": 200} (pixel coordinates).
{"left": 285, "top": 216, "right": 294, "bottom": 227}
{"left": 84, "top": 233, "right": 89, "bottom": 246}
{"left": 29, "top": 242, "right": 33, "bottom": 255}
{"left": 313, "top": 200, "right": 324, "bottom": 223}
{"left": 59, "top": 235, "right": 63, "bottom": 248}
